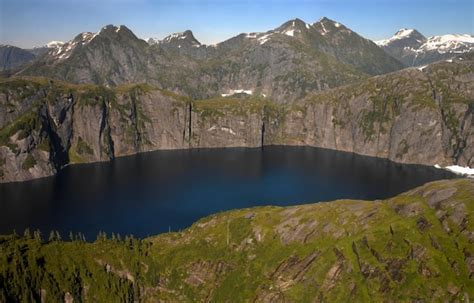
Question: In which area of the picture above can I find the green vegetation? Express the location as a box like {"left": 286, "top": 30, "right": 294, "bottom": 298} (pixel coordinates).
{"left": 21, "top": 154, "right": 36, "bottom": 170}
{"left": 1, "top": 179, "right": 473, "bottom": 302}
{"left": 67, "top": 137, "right": 95, "bottom": 164}
{"left": 76, "top": 137, "right": 93, "bottom": 155}
{"left": 67, "top": 148, "right": 83, "bottom": 164}
{"left": 192, "top": 96, "right": 282, "bottom": 122}
{"left": 0, "top": 110, "right": 39, "bottom": 147}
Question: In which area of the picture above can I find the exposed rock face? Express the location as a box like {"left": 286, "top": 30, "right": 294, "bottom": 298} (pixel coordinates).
{"left": 0, "top": 58, "right": 473, "bottom": 183}
{"left": 279, "top": 59, "right": 474, "bottom": 168}
{"left": 1, "top": 179, "right": 473, "bottom": 301}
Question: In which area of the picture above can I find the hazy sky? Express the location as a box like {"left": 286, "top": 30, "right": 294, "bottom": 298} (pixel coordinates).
{"left": 1, "top": 0, "right": 473, "bottom": 48}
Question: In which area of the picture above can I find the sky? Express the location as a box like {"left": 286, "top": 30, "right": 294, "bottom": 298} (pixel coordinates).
{"left": 1, "top": 0, "right": 473, "bottom": 48}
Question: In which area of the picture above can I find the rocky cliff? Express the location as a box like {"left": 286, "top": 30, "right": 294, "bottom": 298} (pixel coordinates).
{"left": 1, "top": 178, "right": 473, "bottom": 301}
{"left": 0, "top": 57, "right": 473, "bottom": 183}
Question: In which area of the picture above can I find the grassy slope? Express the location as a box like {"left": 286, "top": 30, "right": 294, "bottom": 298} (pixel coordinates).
{"left": 1, "top": 178, "right": 473, "bottom": 302}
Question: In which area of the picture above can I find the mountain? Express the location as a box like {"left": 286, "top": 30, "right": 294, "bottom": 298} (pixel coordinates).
{"left": 377, "top": 29, "right": 474, "bottom": 66}
{"left": 1, "top": 56, "right": 473, "bottom": 183}
{"left": 309, "top": 17, "right": 404, "bottom": 74}
{"left": 0, "top": 45, "right": 36, "bottom": 71}
{"left": 1, "top": 178, "right": 473, "bottom": 301}
{"left": 375, "top": 28, "right": 427, "bottom": 65}
{"left": 22, "top": 25, "right": 151, "bottom": 85}
{"left": 17, "top": 18, "right": 404, "bottom": 102}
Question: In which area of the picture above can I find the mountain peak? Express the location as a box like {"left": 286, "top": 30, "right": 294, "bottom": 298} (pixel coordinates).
{"left": 393, "top": 28, "right": 425, "bottom": 41}
{"left": 376, "top": 28, "right": 426, "bottom": 46}
{"left": 278, "top": 18, "right": 307, "bottom": 29}
{"left": 313, "top": 17, "right": 345, "bottom": 35}
{"left": 318, "top": 16, "right": 332, "bottom": 23}
{"left": 163, "top": 30, "right": 197, "bottom": 42}
{"left": 48, "top": 24, "right": 136, "bottom": 61}
{"left": 149, "top": 30, "right": 201, "bottom": 48}
{"left": 98, "top": 24, "right": 135, "bottom": 37}
{"left": 275, "top": 18, "right": 311, "bottom": 37}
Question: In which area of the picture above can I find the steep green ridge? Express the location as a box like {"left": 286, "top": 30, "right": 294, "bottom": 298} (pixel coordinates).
{"left": 1, "top": 179, "right": 473, "bottom": 302}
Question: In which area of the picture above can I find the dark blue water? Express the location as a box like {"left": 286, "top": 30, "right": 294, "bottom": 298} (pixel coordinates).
{"left": 0, "top": 146, "right": 456, "bottom": 239}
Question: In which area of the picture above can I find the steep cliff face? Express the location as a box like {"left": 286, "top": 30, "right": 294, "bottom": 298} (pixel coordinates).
{"left": 1, "top": 179, "right": 473, "bottom": 301}
{"left": 278, "top": 59, "right": 474, "bottom": 167}
{"left": 0, "top": 58, "right": 473, "bottom": 183}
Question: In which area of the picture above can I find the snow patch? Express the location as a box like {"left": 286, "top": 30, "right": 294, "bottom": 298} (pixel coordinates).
{"left": 417, "top": 65, "right": 427, "bottom": 71}
{"left": 208, "top": 126, "right": 237, "bottom": 135}
{"left": 283, "top": 29, "right": 295, "bottom": 37}
{"left": 221, "top": 89, "right": 253, "bottom": 97}
{"left": 320, "top": 22, "right": 328, "bottom": 35}
{"left": 258, "top": 34, "right": 272, "bottom": 45}
{"left": 434, "top": 164, "right": 474, "bottom": 176}
{"left": 162, "top": 31, "right": 191, "bottom": 42}
{"left": 47, "top": 41, "right": 64, "bottom": 48}
{"left": 334, "top": 22, "right": 341, "bottom": 28}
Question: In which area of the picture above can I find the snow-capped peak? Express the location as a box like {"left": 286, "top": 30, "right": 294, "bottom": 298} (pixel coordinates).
{"left": 394, "top": 28, "right": 415, "bottom": 38}
{"left": 46, "top": 41, "right": 64, "bottom": 48}
{"left": 163, "top": 31, "right": 188, "bottom": 42}
{"left": 148, "top": 30, "right": 201, "bottom": 47}
{"left": 164, "top": 31, "right": 197, "bottom": 42}
{"left": 374, "top": 28, "right": 421, "bottom": 46}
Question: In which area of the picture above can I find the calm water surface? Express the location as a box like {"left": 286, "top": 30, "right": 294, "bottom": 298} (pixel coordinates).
{"left": 0, "top": 146, "right": 456, "bottom": 239}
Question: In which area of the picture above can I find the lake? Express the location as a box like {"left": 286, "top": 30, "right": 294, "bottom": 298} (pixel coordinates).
{"left": 0, "top": 146, "right": 456, "bottom": 239}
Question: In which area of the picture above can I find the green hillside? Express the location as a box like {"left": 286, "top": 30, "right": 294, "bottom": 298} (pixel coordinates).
{"left": 1, "top": 178, "right": 473, "bottom": 302}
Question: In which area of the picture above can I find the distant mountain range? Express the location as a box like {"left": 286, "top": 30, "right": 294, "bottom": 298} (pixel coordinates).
{"left": 376, "top": 28, "right": 474, "bottom": 66}
{"left": 2, "top": 19, "right": 472, "bottom": 101}
{"left": 9, "top": 18, "right": 404, "bottom": 102}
